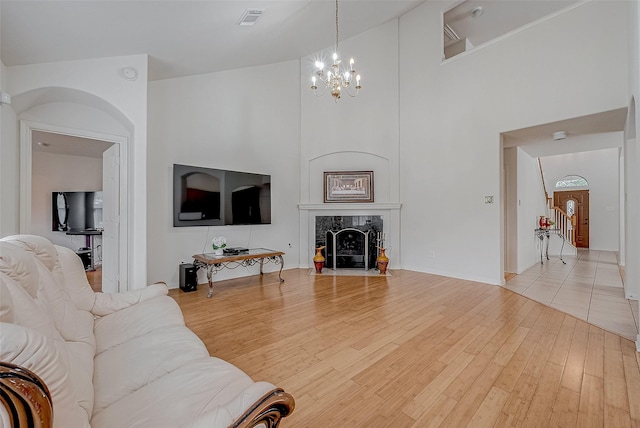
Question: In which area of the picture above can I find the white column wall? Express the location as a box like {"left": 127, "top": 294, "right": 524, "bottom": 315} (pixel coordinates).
{"left": 1, "top": 60, "right": 19, "bottom": 237}
{"left": 4, "top": 54, "right": 148, "bottom": 288}
{"left": 399, "top": 1, "right": 629, "bottom": 284}
{"left": 299, "top": 20, "right": 401, "bottom": 268}
{"left": 626, "top": 0, "right": 640, "bottom": 330}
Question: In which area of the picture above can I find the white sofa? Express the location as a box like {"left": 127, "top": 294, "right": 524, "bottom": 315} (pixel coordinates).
{"left": 0, "top": 235, "right": 294, "bottom": 428}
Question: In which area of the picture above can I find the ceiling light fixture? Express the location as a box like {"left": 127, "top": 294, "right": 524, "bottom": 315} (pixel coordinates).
{"left": 310, "top": 0, "right": 361, "bottom": 102}
{"left": 553, "top": 131, "right": 568, "bottom": 141}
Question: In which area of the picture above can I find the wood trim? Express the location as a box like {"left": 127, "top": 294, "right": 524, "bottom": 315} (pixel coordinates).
{"left": 0, "top": 362, "right": 53, "bottom": 428}
{"left": 231, "top": 388, "right": 295, "bottom": 428}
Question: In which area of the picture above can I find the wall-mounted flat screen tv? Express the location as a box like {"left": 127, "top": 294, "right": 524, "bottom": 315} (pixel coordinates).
{"left": 173, "top": 164, "right": 271, "bottom": 227}
{"left": 52, "top": 191, "right": 103, "bottom": 232}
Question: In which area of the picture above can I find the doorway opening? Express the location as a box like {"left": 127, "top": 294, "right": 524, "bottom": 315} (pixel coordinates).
{"left": 20, "top": 121, "right": 128, "bottom": 294}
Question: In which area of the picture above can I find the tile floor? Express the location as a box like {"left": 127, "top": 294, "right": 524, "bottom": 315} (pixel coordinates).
{"left": 503, "top": 249, "right": 639, "bottom": 341}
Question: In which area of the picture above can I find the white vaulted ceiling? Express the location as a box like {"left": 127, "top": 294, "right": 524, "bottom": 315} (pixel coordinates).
{"left": 2, "top": 0, "right": 581, "bottom": 82}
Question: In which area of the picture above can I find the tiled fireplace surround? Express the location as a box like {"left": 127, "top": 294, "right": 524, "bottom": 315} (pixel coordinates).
{"left": 298, "top": 203, "right": 401, "bottom": 270}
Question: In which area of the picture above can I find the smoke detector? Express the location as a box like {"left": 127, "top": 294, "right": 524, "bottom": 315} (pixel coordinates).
{"left": 552, "top": 131, "right": 568, "bottom": 141}
{"left": 238, "top": 9, "right": 264, "bottom": 26}
{"left": 471, "top": 7, "right": 484, "bottom": 18}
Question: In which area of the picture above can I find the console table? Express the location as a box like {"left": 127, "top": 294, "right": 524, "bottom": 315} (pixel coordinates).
{"left": 192, "top": 249, "right": 285, "bottom": 298}
{"left": 535, "top": 228, "right": 566, "bottom": 265}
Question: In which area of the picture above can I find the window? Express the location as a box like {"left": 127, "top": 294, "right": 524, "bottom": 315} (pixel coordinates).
{"left": 555, "top": 175, "right": 588, "bottom": 188}
{"left": 566, "top": 200, "right": 575, "bottom": 216}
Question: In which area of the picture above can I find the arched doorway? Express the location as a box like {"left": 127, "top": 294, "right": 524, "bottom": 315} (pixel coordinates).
{"left": 16, "top": 87, "right": 132, "bottom": 293}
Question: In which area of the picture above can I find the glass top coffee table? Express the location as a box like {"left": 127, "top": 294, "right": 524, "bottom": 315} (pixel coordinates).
{"left": 192, "top": 248, "right": 285, "bottom": 298}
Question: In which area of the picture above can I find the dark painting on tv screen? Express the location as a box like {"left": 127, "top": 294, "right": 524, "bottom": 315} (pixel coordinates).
{"left": 173, "top": 164, "right": 271, "bottom": 227}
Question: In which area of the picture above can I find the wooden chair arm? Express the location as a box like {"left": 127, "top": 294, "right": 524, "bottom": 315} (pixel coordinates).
{"left": 0, "top": 362, "right": 53, "bottom": 428}
{"left": 231, "top": 388, "right": 295, "bottom": 428}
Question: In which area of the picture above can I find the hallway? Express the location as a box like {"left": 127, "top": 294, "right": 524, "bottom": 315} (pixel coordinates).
{"left": 503, "top": 250, "right": 638, "bottom": 341}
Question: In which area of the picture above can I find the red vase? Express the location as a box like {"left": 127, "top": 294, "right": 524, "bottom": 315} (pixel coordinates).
{"left": 313, "top": 246, "right": 326, "bottom": 273}
{"left": 376, "top": 248, "right": 389, "bottom": 274}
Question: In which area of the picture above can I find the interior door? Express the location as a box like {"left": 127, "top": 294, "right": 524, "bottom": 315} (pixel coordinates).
{"left": 102, "top": 144, "right": 120, "bottom": 293}
{"left": 554, "top": 190, "right": 590, "bottom": 248}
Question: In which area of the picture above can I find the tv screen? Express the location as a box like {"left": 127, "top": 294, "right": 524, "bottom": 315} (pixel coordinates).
{"left": 52, "top": 191, "right": 103, "bottom": 231}
{"left": 173, "top": 164, "right": 271, "bottom": 227}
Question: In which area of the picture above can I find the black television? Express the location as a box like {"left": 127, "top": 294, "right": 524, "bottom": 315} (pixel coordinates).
{"left": 173, "top": 164, "right": 271, "bottom": 227}
{"left": 52, "top": 191, "right": 103, "bottom": 231}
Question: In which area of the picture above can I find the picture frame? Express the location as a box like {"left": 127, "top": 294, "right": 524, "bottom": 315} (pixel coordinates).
{"left": 324, "top": 171, "right": 374, "bottom": 203}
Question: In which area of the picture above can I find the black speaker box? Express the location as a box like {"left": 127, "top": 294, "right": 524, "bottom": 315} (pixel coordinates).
{"left": 179, "top": 263, "right": 197, "bottom": 292}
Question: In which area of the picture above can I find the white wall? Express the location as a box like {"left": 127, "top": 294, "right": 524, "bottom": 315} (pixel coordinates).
{"left": 31, "top": 151, "right": 103, "bottom": 251}
{"left": 625, "top": 0, "right": 640, "bottom": 307}
{"left": 399, "top": 1, "right": 629, "bottom": 284}
{"left": 517, "top": 148, "right": 548, "bottom": 272}
{"left": 3, "top": 55, "right": 148, "bottom": 289}
{"left": 541, "top": 146, "right": 620, "bottom": 251}
{"left": 0, "top": 60, "right": 19, "bottom": 237}
{"left": 147, "top": 60, "right": 301, "bottom": 288}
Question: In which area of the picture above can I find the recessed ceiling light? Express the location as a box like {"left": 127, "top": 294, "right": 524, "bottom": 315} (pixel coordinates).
{"left": 471, "top": 7, "right": 484, "bottom": 18}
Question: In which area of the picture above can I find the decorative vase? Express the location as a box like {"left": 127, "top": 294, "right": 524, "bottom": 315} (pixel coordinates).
{"left": 313, "top": 246, "right": 326, "bottom": 273}
{"left": 376, "top": 247, "right": 389, "bottom": 275}
{"left": 539, "top": 216, "right": 546, "bottom": 229}
{"left": 214, "top": 248, "right": 224, "bottom": 256}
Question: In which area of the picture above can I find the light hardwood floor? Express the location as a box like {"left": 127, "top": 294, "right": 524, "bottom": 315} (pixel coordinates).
{"left": 168, "top": 269, "right": 640, "bottom": 427}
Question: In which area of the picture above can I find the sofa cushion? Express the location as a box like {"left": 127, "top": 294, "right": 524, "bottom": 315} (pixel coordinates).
{"left": 0, "top": 247, "right": 96, "bottom": 419}
{"left": 93, "top": 295, "right": 186, "bottom": 353}
{"left": 0, "top": 271, "right": 60, "bottom": 344}
{"left": 0, "top": 241, "right": 40, "bottom": 298}
{"left": 93, "top": 324, "right": 210, "bottom": 413}
{"left": 0, "top": 322, "right": 90, "bottom": 428}
{"left": 0, "top": 279, "right": 13, "bottom": 323}
{"left": 54, "top": 244, "right": 98, "bottom": 312}
{"left": 90, "top": 358, "right": 275, "bottom": 428}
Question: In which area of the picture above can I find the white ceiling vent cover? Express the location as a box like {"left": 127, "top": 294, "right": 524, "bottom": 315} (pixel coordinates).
{"left": 238, "top": 9, "right": 264, "bottom": 26}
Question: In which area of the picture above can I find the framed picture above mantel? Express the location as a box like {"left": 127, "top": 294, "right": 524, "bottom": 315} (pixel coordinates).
{"left": 324, "top": 171, "right": 374, "bottom": 203}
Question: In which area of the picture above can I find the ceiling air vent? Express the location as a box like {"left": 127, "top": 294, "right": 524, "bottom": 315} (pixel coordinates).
{"left": 238, "top": 9, "right": 264, "bottom": 26}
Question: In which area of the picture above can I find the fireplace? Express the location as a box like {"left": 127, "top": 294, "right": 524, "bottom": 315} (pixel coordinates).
{"left": 315, "top": 216, "right": 382, "bottom": 270}
{"left": 298, "top": 203, "right": 401, "bottom": 271}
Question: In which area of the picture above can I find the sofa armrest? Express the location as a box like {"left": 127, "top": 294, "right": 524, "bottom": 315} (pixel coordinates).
{"left": 92, "top": 282, "right": 169, "bottom": 316}
{"left": 0, "top": 362, "right": 53, "bottom": 428}
{"left": 231, "top": 388, "right": 295, "bottom": 428}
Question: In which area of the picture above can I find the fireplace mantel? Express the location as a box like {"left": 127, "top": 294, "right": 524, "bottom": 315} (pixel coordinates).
{"left": 298, "top": 203, "right": 401, "bottom": 270}
{"left": 298, "top": 203, "right": 402, "bottom": 211}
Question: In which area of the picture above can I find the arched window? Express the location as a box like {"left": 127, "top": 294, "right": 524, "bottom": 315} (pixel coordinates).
{"left": 555, "top": 175, "right": 588, "bottom": 188}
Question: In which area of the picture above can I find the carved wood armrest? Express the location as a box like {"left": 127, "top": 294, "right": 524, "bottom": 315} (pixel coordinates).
{"left": 231, "top": 388, "right": 295, "bottom": 428}
{"left": 0, "top": 362, "right": 53, "bottom": 428}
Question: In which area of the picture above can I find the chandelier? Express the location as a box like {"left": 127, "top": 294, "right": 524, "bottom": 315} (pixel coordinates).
{"left": 310, "top": 0, "right": 361, "bottom": 101}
